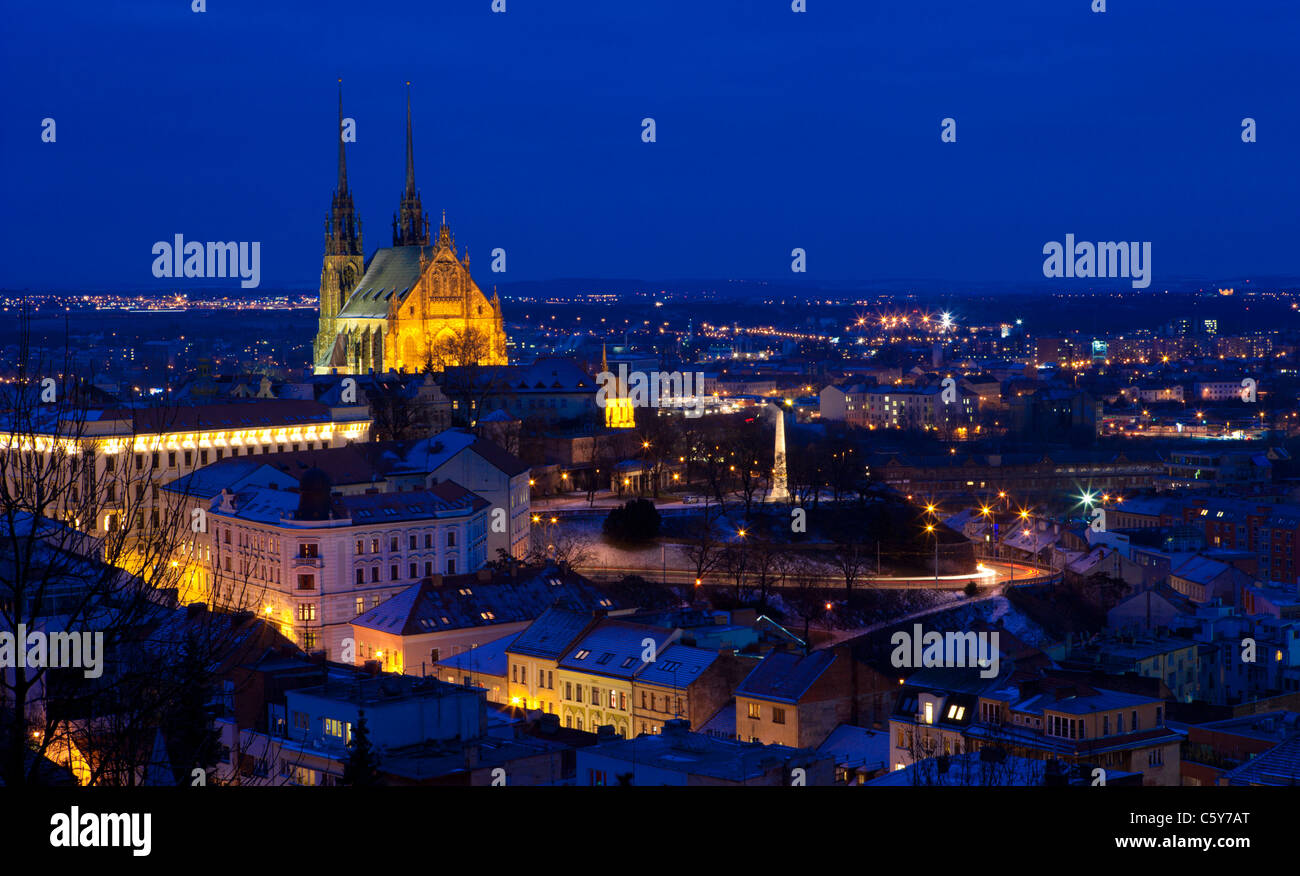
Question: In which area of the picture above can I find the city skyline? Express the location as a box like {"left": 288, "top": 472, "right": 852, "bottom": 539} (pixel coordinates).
{"left": 3, "top": 0, "right": 1294, "bottom": 858}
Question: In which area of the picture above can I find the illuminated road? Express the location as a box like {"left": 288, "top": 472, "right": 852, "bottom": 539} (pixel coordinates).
{"left": 578, "top": 558, "right": 1055, "bottom": 591}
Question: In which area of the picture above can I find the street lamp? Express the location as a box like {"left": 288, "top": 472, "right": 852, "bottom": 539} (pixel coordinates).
{"left": 925, "top": 523, "right": 938, "bottom": 582}
{"left": 1021, "top": 527, "right": 1040, "bottom": 571}
{"left": 1015, "top": 509, "right": 1032, "bottom": 581}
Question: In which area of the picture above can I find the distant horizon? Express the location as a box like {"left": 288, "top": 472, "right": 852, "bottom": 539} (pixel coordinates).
{"left": 3, "top": 276, "right": 1296, "bottom": 297}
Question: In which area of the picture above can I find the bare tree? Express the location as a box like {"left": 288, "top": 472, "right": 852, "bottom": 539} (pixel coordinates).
{"left": 719, "top": 542, "right": 751, "bottom": 603}
{"left": 526, "top": 525, "right": 595, "bottom": 571}
{"left": 681, "top": 505, "right": 725, "bottom": 588}
{"left": 586, "top": 430, "right": 618, "bottom": 506}
{"left": 832, "top": 542, "right": 870, "bottom": 599}
{"left": 429, "top": 328, "right": 507, "bottom": 427}
{"left": 636, "top": 417, "right": 679, "bottom": 500}
{"left": 782, "top": 559, "right": 828, "bottom": 648}
{"left": 0, "top": 307, "right": 270, "bottom": 786}
{"left": 787, "top": 436, "right": 822, "bottom": 510}
{"left": 746, "top": 536, "right": 784, "bottom": 608}
{"left": 729, "top": 422, "right": 769, "bottom": 520}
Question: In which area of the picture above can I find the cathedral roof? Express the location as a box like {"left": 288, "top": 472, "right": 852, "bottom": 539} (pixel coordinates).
{"left": 337, "top": 245, "right": 432, "bottom": 320}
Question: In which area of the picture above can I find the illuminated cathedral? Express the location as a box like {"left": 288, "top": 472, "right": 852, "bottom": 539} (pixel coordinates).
{"left": 314, "top": 86, "right": 508, "bottom": 375}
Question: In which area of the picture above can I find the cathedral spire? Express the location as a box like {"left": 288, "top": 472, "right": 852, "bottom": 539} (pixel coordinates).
{"left": 404, "top": 85, "right": 416, "bottom": 199}
{"left": 393, "top": 82, "right": 430, "bottom": 246}
{"left": 337, "top": 79, "right": 349, "bottom": 195}
{"left": 325, "top": 80, "right": 362, "bottom": 258}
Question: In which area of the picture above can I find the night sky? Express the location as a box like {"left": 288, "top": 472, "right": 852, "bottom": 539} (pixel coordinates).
{"left": 4, "top": 0, "right": 1298, "bottom": 291}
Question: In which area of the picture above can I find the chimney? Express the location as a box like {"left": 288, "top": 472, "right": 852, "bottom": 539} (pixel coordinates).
{"left": 595, "top": 724, "right": 619, "bottom": 742}
{"left": 477, "top": 568, "right": 492, "bottom": 583}
{"left": 537, "top": 713, "right": 560, "bottom": 736}
{"left": 363, "top": 659, "right": 382, "bottom": 676}
{"left": 662, "top": 718, "right": 691, "bottom": 741}
{"left": 428, "top": 574, "right": 443, "bottom": 586}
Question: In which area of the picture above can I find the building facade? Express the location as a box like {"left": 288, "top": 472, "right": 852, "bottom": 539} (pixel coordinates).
{"left": 206, "top": 476, "right": 488, "bottom": 661}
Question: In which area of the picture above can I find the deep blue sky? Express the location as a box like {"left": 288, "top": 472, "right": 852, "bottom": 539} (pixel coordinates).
{"left": 3, "top": 0, "right": 1297, "bottom": 292}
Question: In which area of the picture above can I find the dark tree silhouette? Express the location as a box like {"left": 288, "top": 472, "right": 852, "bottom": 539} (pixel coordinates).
{"left": 342, "top": 709, "right": 381, "bottom": 786}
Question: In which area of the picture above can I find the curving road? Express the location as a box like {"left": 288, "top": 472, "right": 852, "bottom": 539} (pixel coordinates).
{"left": 577, "top": 558, "right": 1055, "bottom": 591}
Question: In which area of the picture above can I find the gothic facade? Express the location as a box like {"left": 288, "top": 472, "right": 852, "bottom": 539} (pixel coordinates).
{"left": 314, "top": 88, "right": 508, "bottom": 376}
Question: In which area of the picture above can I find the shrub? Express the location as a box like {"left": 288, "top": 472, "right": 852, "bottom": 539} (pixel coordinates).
{"left": 603, "top": 498, "right": 661, "bottom": 543}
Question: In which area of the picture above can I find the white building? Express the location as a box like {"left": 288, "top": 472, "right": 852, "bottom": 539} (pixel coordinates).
{"left": 1195, "top": 380, "right": 1250, "bottom": 402}
{"left": 390, "top": 430, "right": 531, "bottom": 561}
{"left": 206, "top": 473, "right": 489, "bottom": 659}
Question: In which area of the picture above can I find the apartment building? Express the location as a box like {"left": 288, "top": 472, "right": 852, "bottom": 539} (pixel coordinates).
{"left": 889, "top": 671, "right": 1182, "bottom": 785}
{"left": 206, "top": 473, "right": 488, "bottom": 660}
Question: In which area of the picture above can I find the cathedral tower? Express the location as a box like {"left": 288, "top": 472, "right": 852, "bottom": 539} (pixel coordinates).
{"left": 315, "top": 82, "right": 365, "bottom": 366}
{"left": 392, "top": 86, "right": 430, "bottom": 247}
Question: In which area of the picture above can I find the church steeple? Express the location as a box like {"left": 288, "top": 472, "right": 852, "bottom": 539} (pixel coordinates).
{"left": 325, "top": 80, "right": 362, "bottom": 257}
{"left": 337, "top": 83, "right": 349, "bottom": 195}
{"left": 404, "top": 90, "right": 416, "bottom": 198}
{"left": 393, "top": 84, "right": 430, "bottom": 247}
{"left": 317, "top": 80, "right": 367, "bottom": 373}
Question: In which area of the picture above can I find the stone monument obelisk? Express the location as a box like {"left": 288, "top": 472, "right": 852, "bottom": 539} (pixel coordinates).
{"left": 769, "top": 403, "right": 789, "bottom": 502}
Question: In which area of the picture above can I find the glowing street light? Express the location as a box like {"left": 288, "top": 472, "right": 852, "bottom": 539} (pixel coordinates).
{"left": 924, "top": 524, "right": 939, "bottom": 582}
